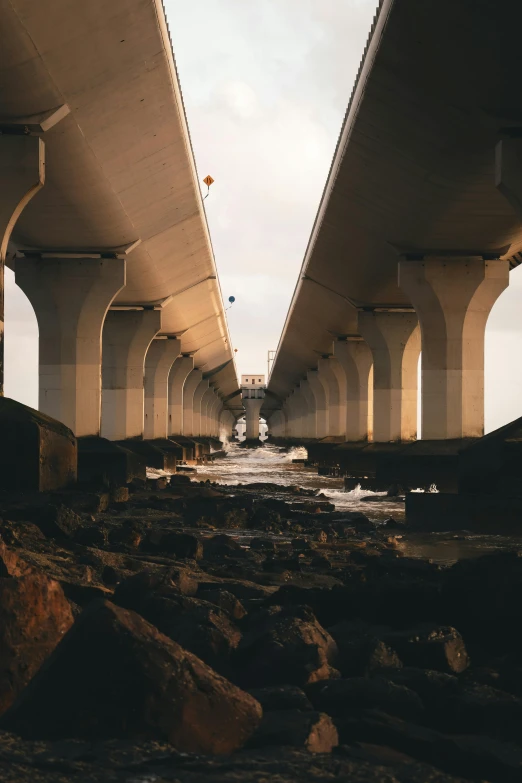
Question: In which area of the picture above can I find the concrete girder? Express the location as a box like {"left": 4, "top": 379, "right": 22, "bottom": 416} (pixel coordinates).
{"left": 143, "top": 337, "right": 180, "bottom": 440}
{"left": 358, "top": 311, "right": 420, "bottom": 443}
{"left": 101, "top": 309, "right": 161, "bottom": 440}
{"left": 17, "top": 257, "right": 126, "bottom": 436}
{"left": 399, "top": 256, "right": 509, "bottom": 439}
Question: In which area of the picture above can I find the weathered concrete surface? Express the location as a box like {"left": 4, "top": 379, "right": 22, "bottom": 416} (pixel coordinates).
{"left": 144, "top": 337, "right": 180, "bottom": 440}
{"left": 0, "top": 397, "right": 76, "bottom": 491}
{"left": 16, "top": 257, "right": 126, "bottom": 437}
{"left": 77, "top": 436, "right": 145, "bottom": 486}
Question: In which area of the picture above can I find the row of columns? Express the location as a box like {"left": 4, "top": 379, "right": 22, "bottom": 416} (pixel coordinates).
{"left": 13, "top": 256, "right": 227, "bottom": 441}
{"left": 270, "top": 255, "right": 509, "bottom": 443}
{"left": 0, "top": 137, "right": 232, "bottom": 443}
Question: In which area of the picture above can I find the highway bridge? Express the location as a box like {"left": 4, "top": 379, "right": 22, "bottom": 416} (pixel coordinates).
{"left": 263, "top": 0, "right": 522, "bottom": 451}
{"left": 0, "top": 0, "right": 241, "bottom": 477}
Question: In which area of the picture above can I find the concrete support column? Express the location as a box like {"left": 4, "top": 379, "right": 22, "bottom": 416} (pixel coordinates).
{"left": 0, "top": 136, "right": 45, "bottom": 396}
{"left": 101, "top": 310, "right": 161, "bottom": 441}
{"left": 183, "top": 369, "right": 203, "bottom": 436}
{"left": 333, "top": 338, "right": 373, "bottom": 441}
{"left": 192, "top": 378, "right": 209, "bottom": 437}
{"left": 168, "top": 355, "right": 193, "bottom": 436}
{"left": 299, "top": 380, "right": 316, "bottom": 438}
{"left": 244, "top": 397, "right": 263, "bottom": 440}
{"left": 200, "top": 386, "right": 215, "bottom": 436}
{"left": 17, "top": 257, "right": 126, "bottom": 436}
{"left": 143, "top": 337, "right": 180, "bottom": 440}
{"left": 307, "top": 370, "right": 328, "bottom": 438}
{"left": 210, "top": 394, "right": 222, "bottom": 436}
{"left": 399, "top": 256, "right": 509, "bottom": 439}
{"left": 358, "top": 311, "right": 420, "bottom": 442}
{"left": 317, "top": 357, "right": 344, "bottom": 437}
{"left": 220, "top": 409, "right": 234, "bottom": 440}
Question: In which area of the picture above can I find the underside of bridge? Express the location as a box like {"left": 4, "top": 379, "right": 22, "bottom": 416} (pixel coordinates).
{"left": 263, "top": 0, "right": 522, "bottom": 458}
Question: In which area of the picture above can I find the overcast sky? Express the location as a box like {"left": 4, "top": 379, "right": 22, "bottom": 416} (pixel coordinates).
{"left": 5, "top": 0, "right": 522, "bottom": 433}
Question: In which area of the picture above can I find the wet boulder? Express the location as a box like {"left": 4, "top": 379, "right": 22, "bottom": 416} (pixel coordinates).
{"left": 383, "top": 625, "right": 469, "bottom": 675}
{"left": 328, "top": 620, "right": 402, "bottom": 677}
{"left": 108, "top": 522, "right": 143, "bottom": 550}
{"left": 248, "top": 685, "right": 313, "bottom": 713}
{"left": 33, "top": 504, "right": 82, "bottom": 540}
{"left": 197, "top": 588, "right": 247, "bottom": 620}
{"left": 114, "top": 567, "right": 198, "bottom": 606}
{"left": 1, "top": 600, "right": 262, "bottom": 753}
{"left": 144, "top": 531, "right": 203, "bottom": 560}
{"left": 236, "top": 605, "right": 339, "bottom": 688}
{"left": 74, "top": 524, "right": 108, "bottom": 548}
{"left": 0, "top": 573, "right": 73, "bottom": 713}
{"left": 306, "top": 677, "right": 424, "bottom": 723}
{"left": 247, "top": 709, "right": 338, "bottom": 753}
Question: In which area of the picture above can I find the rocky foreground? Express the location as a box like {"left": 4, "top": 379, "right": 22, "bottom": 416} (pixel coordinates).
{"left": 0, "top": 475, "right": 521, "bottom": 781}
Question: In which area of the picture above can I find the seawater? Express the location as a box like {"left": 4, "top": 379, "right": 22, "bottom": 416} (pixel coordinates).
{"left": 190, "top": 443, "right": 522, "bottom": 564}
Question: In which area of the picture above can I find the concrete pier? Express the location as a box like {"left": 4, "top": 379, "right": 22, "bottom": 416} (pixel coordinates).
{"left": 333, "top": 338, "right": 373, "bottom": 442}
{"left": 17, "top": 257, "right": 126, "bottom": 437}
{"left": 358, "top": 311, "right": 420, "bottom": 443}
{"left": 399, "top": 256, "right": 509, "bottom": 439}
{"left": 101, "top": 310, "right": 161, "bottom": 441}
{"left": 182, "top": 369, "right": 203, "bottom": 437}
{"left": 144, "top": 337, "right": 180, "bottom": 441}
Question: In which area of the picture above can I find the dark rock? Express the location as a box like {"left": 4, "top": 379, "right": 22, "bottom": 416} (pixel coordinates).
{"left": 34, "top": 505, "right": 82, "bottom": 540}
{"left": 0, "top": 573, "right": 73, "bottom": 713}
{"left": 383, "top": 625, "right": 469, "bottom": 675}
{"left": 248, "top": 709, "right": 338, "bottom": 752}
{"left": 249, "top": 537, "right": 276, "bottom": 553}
{"left": 197, "top": 588, "right": 247, "bottom": 620}
{"left": 328, "top": 620, "right": 402, "bottom": 677}
{"left": 1, "top": 600, "right": 262, "bottom": 753}
{"left": 306, "top": 677, "right": 424, "bottom": 722}
{"left": 204, "top": 534, "right": 243, "bottom": 557}
{"left": 74, "top": 524, "right": 108, "bottom": 548}
{"left": 114, "top": 568, "right": 198, "bottom": 606}
{"left": 236, "top": 605, "right": 339, "bottom": 688}
{"left": 108, "top": 523, "right": 142, "bottom": 550}
{"left": 247, "top": 685, "right": 313, "bottom": 712}
{"left": 147, "top": 531, "right": 203, "bottom": 560}
{"left": 170, "top": 473, "right": 192, "bottom": 485}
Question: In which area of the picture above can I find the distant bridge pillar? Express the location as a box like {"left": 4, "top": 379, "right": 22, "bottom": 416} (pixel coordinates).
{"left": 192, "top": 378, "right": 209, "bottom": 437}
{"left": 307, "top": 370, "right": 329, "bottom": 438}
{"left": 200, "top": 385, "right": 215, "bottom": 437}
{"left": 358, "top": 311, "right": 420, "bottom": 442}
{"left": 16, "top": 256, "right": 125, "bottom": 436}
{"left": 333, "top": 338, "right": 373, "bottom": 442}
{"left": 244, "top": 397, "right": 263, "bottom": 440}
{"left": 168, "top": 355, "right": 193, "bottom": 436}
{"left": 182, "top": 369, "right": 203, "bottom": 436}
{"left": 299, "top": 380, "right": 316, "bottom": 438}
{"left": 143, "top": 337, "right": 180, "bottom": 440}
{"left": 399, "top": 255, "right": 509, "bottom": 439}
{"left": 101, "top": 309, "right": 161, "bottom": 440}
{"left": 317, "top": 357, "right": 344, "bottom": 437}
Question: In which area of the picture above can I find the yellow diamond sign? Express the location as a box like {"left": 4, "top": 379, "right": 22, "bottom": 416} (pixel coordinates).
{"left": 203, "top": 175, "right": 214, "bottom": 187}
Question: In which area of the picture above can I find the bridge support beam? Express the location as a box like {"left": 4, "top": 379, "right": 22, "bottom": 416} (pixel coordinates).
{"left": 358, "top": 311, "right": 420, "bottom": 442}
{"left": 244, "top": 397, "right": 263, "bottom": 440}
{"left": 182, "top": 369, "right": 203, "bottom": 436}
{"left": 16, "top": 257, "right": 125, "bottom": 436}
{"left": 144, "top": 337, "right": 180, "bottom": 440}
{"left": 333, "top": 338, "right": 373, "bottom": 442}
{"left": 101, "top": 310, "right": 161, "bottom": 441}
{"left": 191, "top": 378, "right": 209, "bottom": 437}
{"left": 307, "top": 370, "right": 328, "bottom": 439}
{"left": 200, "top": 386, "right": 215, "bottom": 437}
{"left": 317, "top": 356, "right": 345, "bottom": 437}
{"left": 399, "top": 255, "right": 509, "bottom": 439}
{"left": 300, "top": 380, "right": 316, "bottom": 438}
{"left": 168, "top": 355, "right": 193, "bottom": 437}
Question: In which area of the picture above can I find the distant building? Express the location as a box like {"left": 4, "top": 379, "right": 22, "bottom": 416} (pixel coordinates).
{"left": 241, "top": 374, "right": 265, "bottom": 388}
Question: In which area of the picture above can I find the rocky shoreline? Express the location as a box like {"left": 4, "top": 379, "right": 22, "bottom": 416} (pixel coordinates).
{"left": 0, "top": 474, "right": 521, "bottom": 782}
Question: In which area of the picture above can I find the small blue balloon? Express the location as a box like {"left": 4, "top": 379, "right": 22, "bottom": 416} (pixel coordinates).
{"left": 228, "top": 296, "right": 235, "bottom": 303}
